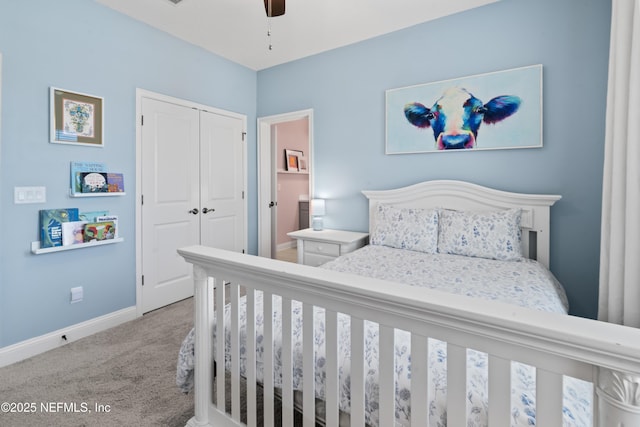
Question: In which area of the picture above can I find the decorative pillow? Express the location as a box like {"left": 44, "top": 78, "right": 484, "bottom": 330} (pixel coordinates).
{"left": 370, "top": 204, "right": 439, "bottom": 254}
{"left": 438, "top": 208, "right": 523, "bottom": 261}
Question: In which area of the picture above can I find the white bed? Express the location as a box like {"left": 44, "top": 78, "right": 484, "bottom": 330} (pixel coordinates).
{"left": 177, "top": 180, "right": 640, "bottom": 427}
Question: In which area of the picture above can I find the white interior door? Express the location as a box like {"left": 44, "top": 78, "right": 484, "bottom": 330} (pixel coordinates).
{"left": 200, "top": 110, "right": 245, "bottom": 252}
{"left": 139, "top": 93, "right": 247, "bottom": 314}
{"left": 141, "top": 97, "right": 199, "bottom": 313}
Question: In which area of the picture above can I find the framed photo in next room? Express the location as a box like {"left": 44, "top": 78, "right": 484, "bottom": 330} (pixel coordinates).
{"left": 386, "top": 64, "right": 542, "bottom": 154}
{"left": 285, "top": 149, "right": 303, "bottom": 172}
{"left": 50, "top": 87, "right": 104, "bottom": 147}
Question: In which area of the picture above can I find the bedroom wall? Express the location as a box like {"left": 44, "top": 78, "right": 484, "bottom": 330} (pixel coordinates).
{"left": 0, "top": 0, "right": 257, "bottom": 348}
{"left": 256, "top": 0, "right": 612, "bottom": 319}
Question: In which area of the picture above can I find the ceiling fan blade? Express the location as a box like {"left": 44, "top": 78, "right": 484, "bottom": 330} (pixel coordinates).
{"left": 263, "top": 0, "right": 285, "bottom": 17}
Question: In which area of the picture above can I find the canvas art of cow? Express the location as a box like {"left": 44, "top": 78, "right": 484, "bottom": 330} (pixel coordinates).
{"left": 404, "top": 87, "right": 521, "bottom": 150}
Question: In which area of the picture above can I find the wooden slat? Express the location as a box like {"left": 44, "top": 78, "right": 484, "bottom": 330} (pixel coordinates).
{"left": 378, "top": 325, "right": 395, "bottom": 426}
{"left": 410, "top": 334, "right": 429, "bottom": 427}
{"left": 350, "top": 317, "right": 366, "bottom": 427}
{"left": 230, "top": 282, "right": 241, "bottom": 421}
{"left": 246, "top": 288, "right": 257, "bottom": 427}
{"left": 281, "top": 297, "right": 294, "bottom": 427}
{"left": 447, "top": 343, "right": 467, "bottom": 426}
{"left": 325, "top": 309, "right": 339, "bottom": 426}
{"left": 302, "top": 303, "right": 315, "bottom": 427}
{"left": 263, "top": 292, "right": 274, "bottom": 427}
{"left": 488, "top": 355, "right": 511, "bottom": 427}
{"left": 536, "top": 368, "right": 563, "bottom": 426}
{"left": 215, "top": 282, "right": 226, "bottom": 409}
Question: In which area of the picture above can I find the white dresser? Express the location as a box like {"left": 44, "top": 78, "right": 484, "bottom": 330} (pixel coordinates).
{"left": 287, "top": 228, "right": 369, "bottom": 266}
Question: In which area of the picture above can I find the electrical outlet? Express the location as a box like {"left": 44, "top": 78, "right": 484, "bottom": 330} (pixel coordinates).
{"left": 70, "top": 286, "right": 83, "bottom": 303}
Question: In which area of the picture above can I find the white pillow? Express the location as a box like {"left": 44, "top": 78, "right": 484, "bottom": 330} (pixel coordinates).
{"left": 370, "top": 204, "right": 439, "bottom": 254}
{"left": 438, "top": 208, "right": 523, "bottom": 261}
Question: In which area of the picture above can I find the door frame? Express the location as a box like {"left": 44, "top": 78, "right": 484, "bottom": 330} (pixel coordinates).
{"left": 257, "top": 109, "right": 314, "bottom": 258}
{"left": 135, "top": 89, "right": 248, "bottom": 316}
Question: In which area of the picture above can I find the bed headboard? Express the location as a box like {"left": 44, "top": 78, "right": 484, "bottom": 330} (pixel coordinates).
{"left": 362, "top": 180, "right": 561, "bottom": 268}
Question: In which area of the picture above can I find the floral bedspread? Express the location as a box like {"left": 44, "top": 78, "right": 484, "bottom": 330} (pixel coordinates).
{"left": 176, "top": 245, "right": 592, "bottom": 426}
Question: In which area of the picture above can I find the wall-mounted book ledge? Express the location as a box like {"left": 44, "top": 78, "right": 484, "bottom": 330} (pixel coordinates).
{"left": 31, "top": 238, "right": 124, "bottom": 255}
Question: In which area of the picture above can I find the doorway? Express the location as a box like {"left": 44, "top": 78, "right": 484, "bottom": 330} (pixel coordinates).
{"left": 136, "top": 90, "right": 247, "bottom": 314}
{"left": 257, "top": 109, "right": 313, "bottom": 259}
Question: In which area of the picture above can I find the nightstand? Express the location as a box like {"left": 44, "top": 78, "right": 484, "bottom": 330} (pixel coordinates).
{"left": 287, "top": 228, "right": 369, "bottom": 266}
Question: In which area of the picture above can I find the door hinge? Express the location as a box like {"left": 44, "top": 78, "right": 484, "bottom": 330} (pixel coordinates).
{"left": 242, "top": 249, "right": 245, "bottom": 254}
{"left": 242, "top": 132, "right": 246, "bottom": 141}
{"left": 141, "top": 115, "right": 144, "bottom": 126}
{"left": 141, "top": 275, "right": 145, "bottom": 286}
{"left": 242, "top": 191, "right": 245, "bottom": 199}
{"left": 141, "top": 194, "right": 144, "bottom": 205}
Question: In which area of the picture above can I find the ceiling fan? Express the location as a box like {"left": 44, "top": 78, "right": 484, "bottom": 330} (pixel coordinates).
{"left": 264, "top": 0, "right": 285, "bottom": 17}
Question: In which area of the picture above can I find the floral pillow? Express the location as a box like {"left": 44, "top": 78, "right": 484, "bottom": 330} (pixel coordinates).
{"left": 438, "top": 208, "right": 523, "bottom": 261}
{"left": 370, "top": 204, "right": 439, "bottom": 254}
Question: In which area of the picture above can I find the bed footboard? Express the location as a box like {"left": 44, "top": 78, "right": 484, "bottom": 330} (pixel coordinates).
{"left": 179, "top": 245, "right": 640, "bottom": 427}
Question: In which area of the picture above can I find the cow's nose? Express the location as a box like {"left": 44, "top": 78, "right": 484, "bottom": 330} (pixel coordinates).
{"left": 438, "top": 132, "right": 475, "bottom": 149}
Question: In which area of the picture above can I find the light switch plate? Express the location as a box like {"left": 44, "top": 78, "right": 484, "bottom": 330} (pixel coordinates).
{"left": 14, "top": 186, "right": 46, "bottom": 204}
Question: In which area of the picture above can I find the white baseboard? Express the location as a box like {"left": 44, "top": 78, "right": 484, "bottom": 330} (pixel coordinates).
{"left": 277, "top": 240, "right": 297, "bottom": 251}
{"left": 0, "top": 306, "right": 138, "bottom": 368}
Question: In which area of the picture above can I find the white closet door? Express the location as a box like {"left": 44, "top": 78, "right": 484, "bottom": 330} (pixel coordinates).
{"left": 141, "top": 97, "right": 200, "bottom": 313}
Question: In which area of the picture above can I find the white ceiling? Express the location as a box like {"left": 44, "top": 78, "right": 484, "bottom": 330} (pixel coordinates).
{"left": 97, "top": 0, "right": 498, "bottom": 71}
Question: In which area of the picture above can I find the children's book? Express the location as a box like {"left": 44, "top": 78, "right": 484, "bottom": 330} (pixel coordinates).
{"left": 106, "top": 173, "right": 125, "bottom": 193}
{"left": 83, "top": 221, "right": 116, "bottom": 242}
{"left": 79, "top": 210, "right": 109, "bottom": 222}
{"left": 96, "top": 215, "right": 119, "bottom": 238}
{"left": 40, "top": 208, "right": 80, "bottom": 248}
{"left": 80, "top": 172, "right": 109, "bottom": 193}
{"left": 70, "top": 161, "right": 106, "bottom": 195}
{"left": 61, "top": 221, "right": 88, "bottom": 246}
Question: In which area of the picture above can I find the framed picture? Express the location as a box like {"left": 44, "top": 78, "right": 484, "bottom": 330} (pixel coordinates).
{"left": 285, "top": 149, "right": 303, "bottom": 172}
{"left": 298, "top": 157, "right": 308, "bottom": 172}
{"left": 386, "top": 64, "right": 542, "bottom": 154}
{"left": 50, "top": 87, "right": 104, "bottom": 147}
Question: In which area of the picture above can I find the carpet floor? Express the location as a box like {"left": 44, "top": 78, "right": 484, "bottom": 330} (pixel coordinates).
{"left": 0, "top": 298, "right": 195, "bottom": 427}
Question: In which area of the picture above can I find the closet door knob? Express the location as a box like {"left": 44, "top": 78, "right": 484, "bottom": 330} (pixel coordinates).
{"left": 188, "top": 208, "right": 199, "bottom": 215}
{"left": 202, "top": 207, "right": 215, "bottom": 214}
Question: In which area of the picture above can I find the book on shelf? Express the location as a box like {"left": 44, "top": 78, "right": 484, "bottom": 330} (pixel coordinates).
{"left": 61, "top": 221, "right": 89, "bottom": 246}
{"left": 106, "top": 173, "right": 125, "bottom": 193}
{"left": 80, "top": 172, "right": 109, "bottom": 193}
{"left": 39, "top": 208, "right": 80, "bottom": 248}
{"left": 83, "top": 221, "right": 116, "bottom": 242}
{"left": 70, "top": 161, "right": 106, "bottom": 195}
{"left": 79, "top": 210, "right": 109, "bottom": 222}
{"left": 96, "top": 215, "right": 119, "bottom": 238}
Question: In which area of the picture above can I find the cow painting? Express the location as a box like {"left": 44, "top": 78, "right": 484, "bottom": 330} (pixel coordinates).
{"left": 404, "top": 87, "right": 521, "bottom": 150}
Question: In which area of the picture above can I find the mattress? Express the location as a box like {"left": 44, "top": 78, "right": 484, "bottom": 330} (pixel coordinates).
{"left": 177, "top": 245, "right": 592, "bottom": 426}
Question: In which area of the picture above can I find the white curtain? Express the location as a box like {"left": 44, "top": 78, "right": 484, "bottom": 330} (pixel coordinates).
{"left": 598, "top": 0, "right": 640, "bottom": 327}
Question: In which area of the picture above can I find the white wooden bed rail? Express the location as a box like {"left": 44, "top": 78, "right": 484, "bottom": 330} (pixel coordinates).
{"left": 178, "top": 245, "right": 640, "bottom": 427}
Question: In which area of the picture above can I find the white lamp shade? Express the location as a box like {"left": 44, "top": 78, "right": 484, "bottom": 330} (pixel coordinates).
{"left": 311, "top": 199, "right": 326, "bottom": 216}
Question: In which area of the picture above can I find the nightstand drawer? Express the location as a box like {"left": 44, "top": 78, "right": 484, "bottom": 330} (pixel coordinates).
{"left": 305, "top": 240, "right": 340, "bottom": 257}
{"left": 304, "top": 253, "right": 335, "bottom": 267}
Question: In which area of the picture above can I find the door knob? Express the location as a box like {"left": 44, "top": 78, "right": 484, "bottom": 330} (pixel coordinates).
{"left": 202, "top": 207, "right": 215, "bottom": 214}
{"left": 188, "top": 208, "right": 199, "bottom": 215}
{"left": 268, "top": 201, "right": 276, "bottom": 208}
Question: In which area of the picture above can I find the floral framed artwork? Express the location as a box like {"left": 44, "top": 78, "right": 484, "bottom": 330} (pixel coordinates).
{"left": 50, "top": 87, "right": 104, "bottom": 147}
{"left": 386, "top": 64, "right": 542, "bottom": 154}
{"left": 285, "top": 149, "right": 303, "bottom": 171}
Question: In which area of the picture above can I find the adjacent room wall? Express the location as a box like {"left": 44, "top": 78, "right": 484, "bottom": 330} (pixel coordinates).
{"left": 0, "top": 0, "right": 257, "bottom": 348}
{"left": 257, "top": 0, "right": 612, "bottom": 319}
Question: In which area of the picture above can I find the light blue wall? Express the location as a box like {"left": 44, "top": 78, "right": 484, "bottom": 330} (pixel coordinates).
{"left": 257, "top": 0, "right": 611, "bottom": 318}
{"left": 0, "top": 0, "right": 257, "bottom": 347}
{"left": 0, "top": 0, "right": 611, "bottom": 349}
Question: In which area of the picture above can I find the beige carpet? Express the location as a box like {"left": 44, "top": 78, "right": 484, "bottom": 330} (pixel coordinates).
{"left": 0, "top": 298, "right": 195, "bottom": 427}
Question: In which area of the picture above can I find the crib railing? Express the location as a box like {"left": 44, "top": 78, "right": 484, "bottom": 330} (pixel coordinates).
{"left": 178, "top": 245, "right": 640, "bottom": 427}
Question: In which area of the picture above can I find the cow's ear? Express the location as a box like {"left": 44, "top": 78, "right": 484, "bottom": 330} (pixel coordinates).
{"left": 404, "top": 102, "right": 433, "bottom": 128}
{"left": 483, "top": 96, "right": 521, "bottom": 124}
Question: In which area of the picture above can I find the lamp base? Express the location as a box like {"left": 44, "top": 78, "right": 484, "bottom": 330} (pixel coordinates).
{"left": 312, "top": 216, "right": 323, "bottom": 231}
